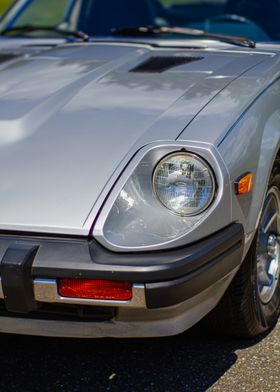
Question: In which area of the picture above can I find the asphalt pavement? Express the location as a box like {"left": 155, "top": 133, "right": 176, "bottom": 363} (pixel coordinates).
{"left": 0, "top": 320, "right": 279, "bottom": 392}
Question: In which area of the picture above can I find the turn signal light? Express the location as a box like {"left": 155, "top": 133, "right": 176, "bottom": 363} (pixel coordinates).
{"left": 235, "top": 172, "right": 253, "bottom": 195}
{"left": 58, "top": 278, "right": 133, "bottom": 301}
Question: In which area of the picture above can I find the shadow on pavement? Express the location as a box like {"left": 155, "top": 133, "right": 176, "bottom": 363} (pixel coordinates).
{"left": 0, "top": 324, "right": 264, "bottom": 392}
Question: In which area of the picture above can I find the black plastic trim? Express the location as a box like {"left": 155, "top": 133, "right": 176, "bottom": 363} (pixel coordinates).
{"left": 1, "top": 243, "right": 39, "bottom": 313}
{"left": 35, "top": 224, "right": 242, "bottom": 282}
{"left": 145, "top": 241, "right": 242, "bottom": 308}
{"left": 0, "top": 224, "right": 244, "bottom": 284}
{"left": 0, "top": 300, "right": 115, "bottom": 322}
{"left": 0, "top": 224, "right": 244, "bottom": 310}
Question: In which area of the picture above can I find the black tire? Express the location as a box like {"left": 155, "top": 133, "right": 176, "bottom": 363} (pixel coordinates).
{"left": 205, "top": 159, "right": 280, "bottom": 338}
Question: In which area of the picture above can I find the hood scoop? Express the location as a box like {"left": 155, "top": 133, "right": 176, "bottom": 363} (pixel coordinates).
{"left": 130, "top": 56, "right": 203, "bottom": 73}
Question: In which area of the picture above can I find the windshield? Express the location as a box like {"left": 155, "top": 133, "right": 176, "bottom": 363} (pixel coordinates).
{"left": 0, "top": 0, "right": 279, "bottom": 42}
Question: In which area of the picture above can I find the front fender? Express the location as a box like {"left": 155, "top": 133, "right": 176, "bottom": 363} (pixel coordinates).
{"left": 218, "top": 78, "right": 280, "bottom": 255}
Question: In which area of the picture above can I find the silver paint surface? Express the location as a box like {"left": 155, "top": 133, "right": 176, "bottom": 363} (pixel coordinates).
{"left": 0, "top": 37, "right": 279, "bottom": 336}
{"left": 0, "top": 41, "right": 275, "bottom": 239}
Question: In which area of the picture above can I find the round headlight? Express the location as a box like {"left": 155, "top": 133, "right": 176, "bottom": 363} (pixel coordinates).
{"left": 153, "top": 152, "right": 215, "bottom": 216}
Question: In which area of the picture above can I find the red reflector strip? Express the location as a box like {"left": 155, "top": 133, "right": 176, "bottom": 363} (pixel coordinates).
{"left": 58, "top": 279, "right": 133, "bottom": 301}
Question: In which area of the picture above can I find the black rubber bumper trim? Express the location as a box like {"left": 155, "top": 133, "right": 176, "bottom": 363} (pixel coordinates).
{"left": 145, "top": 241, "right": 242, "bottom": 309}
{"left": 0, "top": 224, "right": 244, "bottom": 310}
{"left": 29, "top": 223, "right": 244, "bottom": 283}
{"left": 1, "top": 243, "right": 39, "bottom": 313}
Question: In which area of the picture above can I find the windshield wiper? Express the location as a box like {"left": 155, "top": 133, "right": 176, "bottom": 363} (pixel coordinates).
{"left": 112, "top": 25, "right": 256, "bottom": 48}
{"left": 1, "top": 25, "right": 90, "bottom": 42}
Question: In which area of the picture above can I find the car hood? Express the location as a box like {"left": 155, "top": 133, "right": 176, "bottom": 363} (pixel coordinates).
{"left": 0, "top": 37, "right": 65, "bottom": 62}
{"left": 0, "top": 42, "right": 270, "bottom": 234}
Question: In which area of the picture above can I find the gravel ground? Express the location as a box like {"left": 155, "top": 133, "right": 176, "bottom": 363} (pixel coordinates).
{"left": 0, "top": 320, "right": 279, "bottom": 392}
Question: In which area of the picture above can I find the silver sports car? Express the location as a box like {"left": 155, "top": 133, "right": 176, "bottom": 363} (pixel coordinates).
{"left": 0, "top": 0, "right": 279, "bottom": 339}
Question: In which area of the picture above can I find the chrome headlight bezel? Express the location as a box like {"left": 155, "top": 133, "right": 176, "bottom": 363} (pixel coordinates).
{"left": 152, "top": 151, "right": 216, "bottom": 217}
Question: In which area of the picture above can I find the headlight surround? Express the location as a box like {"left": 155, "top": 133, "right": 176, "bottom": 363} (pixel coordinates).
{"left": 153, "top": 152, "right": 215, "bottom": 216}
{"left": 92, "top": 145, "right": 226, "bottom": 252}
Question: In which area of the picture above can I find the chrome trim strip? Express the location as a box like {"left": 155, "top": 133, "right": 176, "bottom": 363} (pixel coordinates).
{"left": 33, "top": 278, "right": 146, "bottom": 308}
{"left": 0, "top": 278, "right": 147, "bottom": 308}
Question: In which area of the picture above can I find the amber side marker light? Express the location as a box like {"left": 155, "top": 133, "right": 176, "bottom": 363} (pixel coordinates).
{"left": 235, "top": 172, "right": 253, "bottom": 195}
{"left": 58, "top": 279, "right": 133, "bottom": 301}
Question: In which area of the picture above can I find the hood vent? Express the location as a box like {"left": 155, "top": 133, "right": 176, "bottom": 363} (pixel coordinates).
{"left": 130, "top": 56, "right": 203, "bottom": 73}
{"left": 0, "top": 53, "right": 22, "bottom": 64}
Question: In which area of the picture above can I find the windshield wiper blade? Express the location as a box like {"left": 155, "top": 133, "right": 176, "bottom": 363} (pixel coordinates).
{"left": 1, "top": 25, "right": 90, "bottom": 42}
{"left": 112, "top": 25, "right": 256, "bottom": 48}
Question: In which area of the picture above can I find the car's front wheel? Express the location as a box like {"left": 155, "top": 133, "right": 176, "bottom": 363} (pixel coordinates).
{"left": 206, "top": 160, "right": 280, "bottom": 337}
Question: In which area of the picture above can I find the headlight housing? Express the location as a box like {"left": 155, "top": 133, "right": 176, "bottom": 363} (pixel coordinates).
{"left": 93, "top": 145, "right": 222, "bottom": 251}
{"left": 153, "top": 152, "right": 215, "bottom": 216}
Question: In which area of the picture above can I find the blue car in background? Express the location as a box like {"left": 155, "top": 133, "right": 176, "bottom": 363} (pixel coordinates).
{"left": 0, "top": 0, "right": 278, "bottom": 44}
{"left": 0, "top": 0, "right": 277, "bottom": 60}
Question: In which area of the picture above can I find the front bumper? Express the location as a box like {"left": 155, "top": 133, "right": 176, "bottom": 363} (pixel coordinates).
{"left": 0, "top": 224, "right": 244, "bottom": 337}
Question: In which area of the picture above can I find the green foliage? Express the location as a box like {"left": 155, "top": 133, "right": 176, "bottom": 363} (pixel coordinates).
{"left": 0, "top": 0, "right": 224, "bottom": 17}
{"left": 0, "top": 0, "right": 193, "bottom": 16}
{"left": 0, "top": 0, "right": 13, "bottom": 15}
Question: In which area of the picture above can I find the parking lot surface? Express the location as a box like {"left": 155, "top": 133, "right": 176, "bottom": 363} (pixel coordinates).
{"left": 0, "top": 321, "right": 279, "bottom": 392}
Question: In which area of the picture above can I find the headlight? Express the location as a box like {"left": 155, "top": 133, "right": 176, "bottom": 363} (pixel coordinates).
{"left": 93, "top": 145, "right": 223, "bottom": 251}
{"left": 153, "top": 152, "right": 215, "bottom": 216}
